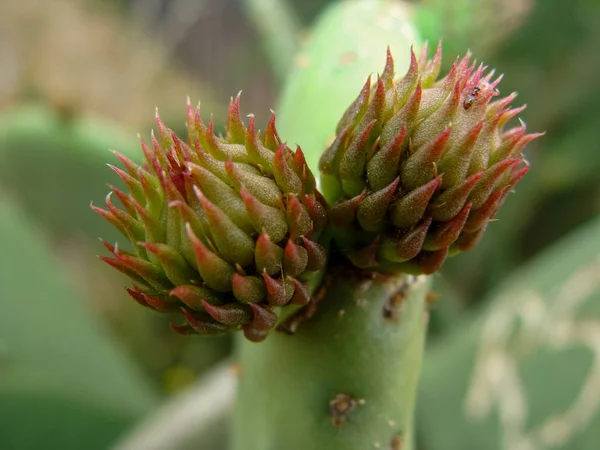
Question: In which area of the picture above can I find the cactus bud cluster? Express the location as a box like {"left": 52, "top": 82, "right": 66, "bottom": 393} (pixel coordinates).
{"left": 93, "top": 95, "right": 327, "bottom": 341}
{"left": 319, "top": 43, "right": 542, "bottom": 274}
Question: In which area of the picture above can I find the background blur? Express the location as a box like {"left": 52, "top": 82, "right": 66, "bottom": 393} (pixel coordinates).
{"left": 1, "top": 0, "right": 600, "bottom": 449}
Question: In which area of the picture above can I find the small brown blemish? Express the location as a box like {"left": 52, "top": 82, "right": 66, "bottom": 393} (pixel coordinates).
{"left": 383, "top": 290, "right": 406, "bottom": 321}
{"left": 295, "top": 53, "right": 310, "bottom": 69}
{"left": 229, "top": 363, "right": 243, "bottom": 377}
{"left": 390, "top": 434, "right": 403, "bottom": 450}
{"left": 329, "top": 393, "right": 358, "bottom": 427}
{"left": 383, "top": 276, "right": 420, "bottom": 321}
{"left": 339, "top": 51, "right": 357, "bottom": 66}
{"left": 426, "top": 291, "right": 438, "bottom": 303}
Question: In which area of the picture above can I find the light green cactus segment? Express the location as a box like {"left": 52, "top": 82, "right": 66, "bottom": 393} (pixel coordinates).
{"left": 233, "top": 273, "right": 431, "bottom": 450}
{"left": 418, "top": 215, "right": 600, "bottom": 450}
{"left": 415, "top": 0, "right": 532, "bottom": 62}
{"left": 0, "top": 104, "right": 141, "bottom": 242}
{"left": 241, "top": 0, "right": 301, "bottom": 80}
{"left": 275, "top": 0, "right": 421, "bottom": 175}
{"left": 0, "top": 194, "right": 158, "bottom": 449}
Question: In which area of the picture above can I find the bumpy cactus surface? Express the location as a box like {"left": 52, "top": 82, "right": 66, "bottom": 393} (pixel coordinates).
{"left": 93, "top": 96, "right": 327, "bottom": 342}
{"left": 320, "top": 43, "right": 542, "bottom": 274}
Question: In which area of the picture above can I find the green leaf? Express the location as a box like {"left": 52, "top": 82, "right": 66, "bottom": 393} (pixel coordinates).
{"left": 418, "top": 215, "right": 600, "bottom": 450}
{"left": 0, "top": 194, "right": 158, "bottom": 449}
{"left": 0, "top": 104, "right": 141, "bottom": 242}
{"left": 276, "top": 0, "right": 421, "bottom": 173}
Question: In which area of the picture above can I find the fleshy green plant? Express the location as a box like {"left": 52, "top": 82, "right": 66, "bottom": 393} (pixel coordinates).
{"left": 92, "top": 1, "right": 540, "bottom": 448}
{"left": 4, "top": 1, "right": 600, "bottom": 449}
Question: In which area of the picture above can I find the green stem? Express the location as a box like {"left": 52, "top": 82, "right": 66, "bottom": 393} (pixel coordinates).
{"left": 241, "top": 0, "right": 302, "bottom": 81}
{"left": 233, "top": 269, "right": 432, "bottom": 450}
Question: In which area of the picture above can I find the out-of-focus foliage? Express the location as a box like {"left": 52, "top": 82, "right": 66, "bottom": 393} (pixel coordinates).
{"left": 0, "top": 104, "right": 140, "bottom": 242}
{"left": 0, "top": 0, "right": 220, "bottom": 128}
{"left": 433, "top": 0, "right": 600, "bottom": 309}
{"left": 416, "top": 0, "right": 533, "bottom": 59}
{"left": 418, "top": 214, "right": 600, "bottom": 450}
{"left": 0, "top": 194, "right": 158, "bottom": 449}
{"left": 276, "top": 0, "right": 419, "bottom": 171}
{"left": 0, "top": 0, "right": 599, "bottom": 448}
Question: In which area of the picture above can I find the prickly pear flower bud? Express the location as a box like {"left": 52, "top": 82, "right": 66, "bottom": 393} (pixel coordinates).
{"left": 320, "top": 42, "right": 542, "bottom": 274}
{"left": 93, "top": 94, "right": 328, "bottom": 342}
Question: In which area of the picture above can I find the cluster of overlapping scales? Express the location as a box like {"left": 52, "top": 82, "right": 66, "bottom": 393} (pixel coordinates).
{"left": 93, "top": 95, "right": 327, "bottom": 341}
{"left": 319, "top": 43, "right": 542, "bottom": 274}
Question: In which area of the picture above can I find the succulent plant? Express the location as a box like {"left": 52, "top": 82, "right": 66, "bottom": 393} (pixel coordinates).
{"left": 319, "top": 42, "right": 542, "bottom": 274}
{"left": 93, "top": 95, "right": 328, "bottom": 342}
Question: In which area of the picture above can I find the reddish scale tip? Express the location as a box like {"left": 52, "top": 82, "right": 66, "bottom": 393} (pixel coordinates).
{"left": 319, "top": 43, "right": 540, "bottom": 274}
{"left": 96, "top": 94, "right": 327, "bottom": 341}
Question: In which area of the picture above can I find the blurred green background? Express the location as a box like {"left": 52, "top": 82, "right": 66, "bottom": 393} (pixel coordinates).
{"left": 1, "top": 0, "right": 599, "bottom": 449}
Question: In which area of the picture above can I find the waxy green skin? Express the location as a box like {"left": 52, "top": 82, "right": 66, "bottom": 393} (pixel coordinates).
{"left": 233, "top": 272, "right": 431, "bottom": 450}
{"left": 276, "top": 0, "right": 419, "bottom": 174}
{"left": 233, "top": 2, "right": 430, "bottom": 450}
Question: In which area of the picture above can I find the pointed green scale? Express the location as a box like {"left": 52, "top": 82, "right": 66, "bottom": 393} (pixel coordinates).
{"left": 401, "top": 128, "right": 451, "bottom": 190}
{"left": 380, "top": 81, "right": 421, "bottom": 148}
{"left": 330, "top": 190, "right": 366, "bottom": 228}
{"left": 429, "top": 171, "right": 482, "bottom": 221}
{"left": 226, "top": 92, "right": 247, "bottom": 144}
{"left": 170, "top": 284, "right": 224, "bottom": 310}
{"left": 411, "top": 82, "right": 460, "bottom": 149}
{"left": 366, "top": 125, "right": 406, "bottom": 191}
{"left": 357, "top": 177, "right": 400, "bottom": 232}
{"left": 240, "top": 188, "right": 288, "bottom": 243}
{"left": 418, "top": 41, "right": 442, "bottom": 88}
{"left": 140, "top": 242, "right": 195, "bottom": 286}
{"left": 356, "top": 77, "right": 386, "bottom": 137}
{"left": 468, "top": 117, "right": 500, "bottom": 175}
{"left": 415, "top": 85, "right": 453, "bottom": 122}
{"left": 185, "top": 223, "right": 235, "bottom": 292}
{"left": 391, "top": 176, "right": 441, "bottom": 229}
{"left": 245, "top": 116, "right": 275, "bottom": 173}
{"left": 336, "top": 77, "right": 371, "bottom": 136}
{"left": 114, "top": 247, "right": 172, "bottom": 291}
{"left": 195, "top": 188, "right": 255, "bottom": 267}
{"left": 338, "top": 120, "right": 376, "bottom": 197}
{"left": 263, "top": 273, "right": 295, "bottom": 306}
{"left": 188, "top": 164, "right": 254, "bottom": 235}
{"left": 137, "top": 169, "right": 164, "bottom": 219}
{"left": 468, "top": 158, "right": 520, "bottom": 209}
{"left": 193, "top": 144, "right": 260, "bottom": 184}
{"left": 202, "top": 302, "right": 253, "bottom": 326}
{"left": 394, "top": 48, "right": 420, "bottom": 110}
{"left": 437, "top": 121, "right": 483, "bottom": 188}
{"left": 232, "top": 274, "right": 267, "bottom": 304}
{"left": 273, "top": 145, "right": 303, "bottom": 195}
{"left": 225, "top": 159, "right": 282, "bottom": 207}
{"left": 255, "top": 233, "right": 284, "bottom": 275}
{"left": 286, "top": 197, "right": 312, "bottom": 239}
{"left": 396, "top": 217, "right": 433, "bottom": 260}
{"left": 204, "top": 120, "right": 251, "bottom": 163}
{"left": 283, "top": 240, "right": 309, "bottom": 277}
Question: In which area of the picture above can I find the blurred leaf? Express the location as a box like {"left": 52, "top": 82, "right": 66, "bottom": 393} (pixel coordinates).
{"left": 0, "top": 104, "right": 141, "bottom": 242}
{"left": 439, "top": 0, "right": 600, "bottom": 303}
{"left": 276, "top": 0, "right": 421, "bottom": 172}
{"left": 418, "top": 215, "right": 600, "bottom": 450}
{"left": 416, "top": 0, "right": 533, "bottom": 59}
{"left": 0, "top": 194, "right": 158, "bottom": 449}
